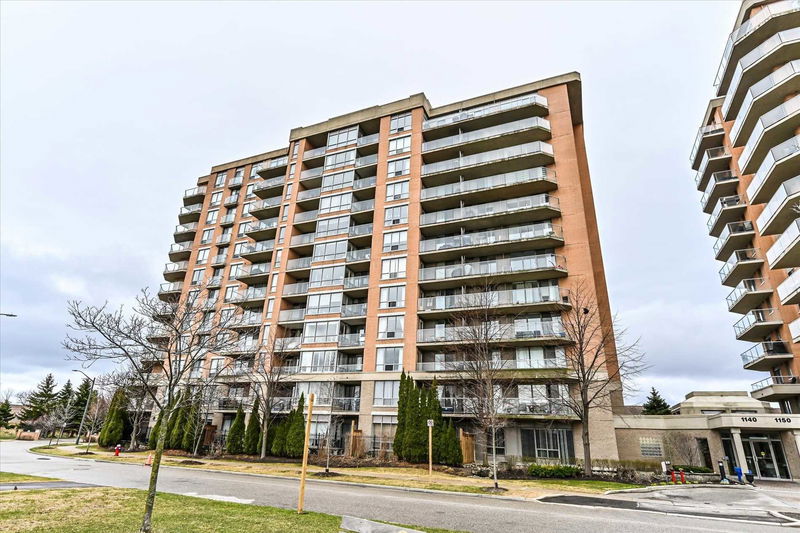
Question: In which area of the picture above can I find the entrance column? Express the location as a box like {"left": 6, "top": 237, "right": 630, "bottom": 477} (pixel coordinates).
{"left": 730, "top": 428, "right": 749, "bottom": 473}
{"left": 793, "top": 430, "right": 800, "bottom": 462}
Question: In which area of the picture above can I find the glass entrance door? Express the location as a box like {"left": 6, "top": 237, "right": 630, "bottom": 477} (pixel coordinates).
{"left": 742, "top": 435, "right": 791, "bottom": 479}
{"left": 751, "top": 440, "right": 779, "bottom": 479}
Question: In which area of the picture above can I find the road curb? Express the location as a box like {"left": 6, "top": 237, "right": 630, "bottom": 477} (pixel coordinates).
{"left": 605, "top": 483, "right": 754, "bottom": 495}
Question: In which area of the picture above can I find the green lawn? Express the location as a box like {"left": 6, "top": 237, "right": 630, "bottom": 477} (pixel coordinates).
{"left": 0, "top": 472, "right": 58, "bottom": 483}
{"left": 0, "top": 487, "right": 461, "bottom": 533}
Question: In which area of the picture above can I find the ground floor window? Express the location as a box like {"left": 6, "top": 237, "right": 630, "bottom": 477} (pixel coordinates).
{"left": 486, "top": 428, "right": 505, "bottom": 457}
{"left": 520, "top": 426, "right": 573, "bottom": 463}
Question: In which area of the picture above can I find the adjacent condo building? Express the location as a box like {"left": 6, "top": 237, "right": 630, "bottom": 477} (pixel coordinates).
{"left": 158, "top": 72, "right": 622, "bottom": 462}
{"left": 691, "top": 0, "right": 800, "bottom": 413}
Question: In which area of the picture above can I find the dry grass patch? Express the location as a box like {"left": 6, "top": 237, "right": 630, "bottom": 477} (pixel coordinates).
{"left": 0, "top": 472, "right": 58, "bottom": 483}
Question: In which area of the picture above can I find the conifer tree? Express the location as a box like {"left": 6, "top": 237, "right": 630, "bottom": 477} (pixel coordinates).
{"left": 244, "top": 398, "right": 262, "bottom": 455}
{"left": 57, "top": 380, "right": 75, "bottom": 410}
{"left": 181, "top": 397, "right": 200, "bottom": 452}
{"left": 427, "top": 380, "right": 444, "bottom": 463}
{"left": 0, "top": 400, "right": 14, "bottom": 428}
{"left": 405, "top": 385, "right": 427, "bottom": 463}
{"left": 71, "top": 378, "right": 93, "bottom": 427}
{"left": 393, "top": 372, "right": 408, "bottom": 460}
{"left": 20, "top": 373, "right": 59, "bottom": 423}
{"left": 270, "top": 419, "right": 287, "bottom": 457}
{"left": 168, "top": 403, "right": 188, "bottom": 450}
{"left": 642, "top": 387, "right": 671, "bottom": 415}
{"left": 99, "top": 389, "right": 127, "bottom": 447}
{"left": 285, "top": 394, "right": 306, "bottom": 458}
{"left": 226, "top": 405, "right": 246, "bottom": 455}
{"left": 163, "top": 391, "right": 183, "bottom": 447}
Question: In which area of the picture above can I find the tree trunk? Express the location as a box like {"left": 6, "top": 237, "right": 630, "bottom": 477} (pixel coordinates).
{"left": 581, "top": 412, "right": 592, "bottom": 477}
{"left": 491, "top": 427, "right": 498, "bottom": 490}
{"left": 130, "top": 412, "right": 140, "bottom": 451}
{"left": 140, "top": 409, "right": 168, "bottom": 533}
{"left": 259, "top": 407, "right": 271, "bottom": 459}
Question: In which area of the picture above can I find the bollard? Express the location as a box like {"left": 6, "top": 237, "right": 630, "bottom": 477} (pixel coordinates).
{"left": 145, "top": 453, "right": 153, "bottom": 467}
{"left": 670, "top": 470, "right": 676, "bottom": 483}
{"left": 679, "top": 470, "right": 686, "bottom": 484}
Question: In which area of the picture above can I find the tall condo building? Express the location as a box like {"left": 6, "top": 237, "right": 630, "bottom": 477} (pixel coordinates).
{"left": 160, "top": 72, "right": 622, "bottom": 462}
{"left": 691, "top": 0, "right": 800, "bottom": 413}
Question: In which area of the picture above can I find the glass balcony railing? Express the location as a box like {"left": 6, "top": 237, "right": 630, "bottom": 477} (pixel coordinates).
{"left": 418, "top": 287, "right": 566, "bottom": 312}
{"left": 713, "top": 221, "right": 754, "bottom": 256}
{"left": 694, "top": 146, "right": 731, "bottom": 187}
{"left": 183, "top": 186, "right": 206, "bottom": 198}
{"left": 230, "top": 288, "right": 267, "bottom": 303}
{"left": 354, "top": 176, "right": 377, "bottom": 190}
{"left": 242, "top": 240, "right": 275, "bottom": 256}
{"left": 283, "top": 282, "right": 309, "bottom": 296}
{"left": 287, "top": 257, "right": 312, "bottom": 270}
{"left": 252, "top": 197, "right": 282, "bottom": 211}
{"left": 239, "top": 264, "right": 270, "bottom": 278}
{"left": 348, "top": 223, "right": 373, "bottom": 237}
{"left": 731, "top": 60, "right": 800, "bottom": 142}
{"left": 422, "top": 141, "right": 553, "bottom": 176}
{"left": 294, "top": 210, "right": 318, "bottom": 223}
{"left": 718, "top": 248, "right": 761, "bottom": 282}
{"left": 159, "top": 282, "right": 183, "bottom": 293}
{"left": 216, "top": 234, "right": 231, "bottom": 245}
{"left": 421, "top": 167, "right": 553, "bottom": 201}
{"left": 211, "top": 254, "right": 227, "bottom": 265}
{"left": 740, "top": 340, "right": 791, "bottom": 366}
{"left": 791, "top": 317, "right": 800, "bottom": 341}
{"left": 338, "top": 333, "right": 365, "bottom": 347}
{"left": 423, "top": 93, "right": 548, "bottom": 130}
{"left": 355, "top": 154, "right": 378, "bottom": 167}
{"left": 700, "top": 170, "right": 738, "bottom": 209}
{"left": 303, "top": 146, "right": 326, "bottom": 159}
{"left": 422, "top": 117, "right": 550, "bottom": 152}
{"left": 219, "top": 214, "right": 236, "bottom": 226}
{"left": 344, "top": 275, "right": 369, "bottom": 289}
{"left": 420, "top": 222, "right": 562, "bottom": 254}
{"left": 350, "top": 199, "right": 374, "bottom": 213}
{"left": 725, "top": 277, "right": 770, "bottom": 310}
{"left": 751, "top": 375, "right": 799, "bottom": 392}
{"left": 723, "top": 27, "right": 800, "bottom": 118}
{"left": 417, "top": 356, "right": 567, "bottom": 371}
{"left": 170, "top": 242, "right": 192, "bottom": 255}
{"left": 747, "top": 135, "right": 800, "bottom": 202}
{"left": 707, "top": 195, "right": 743, "bottom": 232}
{"left": 341, "top": 303, "right": 367, "bottom": 317}
{"left": 767, "top": 219, "right": 800, "bottom": 266}
{"left": 357, "top": 133, "right": 380, "bottom": 146}
{"left": 179, "top": 204, "right": 202, "bottom": 216}
{"left": 418, "top": 321, "right": 566, "bottom": 343}
{"left": 268, "top": 156, "right": 288, "bottom": 168}
{"left": 757, "top": 175, "right": 800, "bottom": 231}
{"left": 207, "top": 276, "right": 222, "bottom": 287}
{"left": 163, "top": 261, "right": 188, "bottom": 274}
{"left": 689, "top": 123, "right": 724, "bottom": 163}
{"left": 300, "top": 167, "right": 324, "bottom": 180}
{"left": 248, "top": 218, "right": 279, "bottom": 232}
{"left": 279, "top": 308, "right": 306, "bottom": 322}
{"left": 297, "top": 187, "right": 321, "bottom": 201}
{"left": 346, "top": 248, "right": 370, "bottom": 262}
{"left": 421, "top": 194, "right": 558, "bottom": 226}
{"left": 438, "top": 397, "right": 571, "bottom": 416}
{"left": 733, "top": 308, "right": 780, "bottom": 337}
{"left": 253, "top": 176, "right": 284, "bottom": 193}
{"left": 739, "top": 95, "right": 800, "bottom": 171}
{"left": 290, "top": 233, "right": 315, "bottom": 246}
{"left": 419, "top": 253, "right": 565, "bottom": 282}
{"left": 778, "top": 267, "right": 800, "bottom": 302}
{"left": 174, "top": 223, "right": 198, "bottom": 234}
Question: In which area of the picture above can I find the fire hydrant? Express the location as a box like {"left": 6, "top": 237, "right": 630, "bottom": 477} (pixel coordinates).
{"left": 114, "top": 444, "right": 121, "bottom": 457}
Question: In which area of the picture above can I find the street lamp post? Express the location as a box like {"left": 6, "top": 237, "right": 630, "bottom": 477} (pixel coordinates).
{"left": 73, "top": 370, "right": 96, "bottom": 445}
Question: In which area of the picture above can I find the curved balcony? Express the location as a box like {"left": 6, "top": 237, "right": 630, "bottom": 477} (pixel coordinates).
{"left": 240, "top": 240, "right": 275, "bottom": 262}
{"left": 245, "top": 217, "right": 279, "bottom": 240}
{"left": 713, "top": 221, "right": 755, "bottom": 261}
{"left": 707, "top": 195, "right": 746, "bottom": 237}
{"left": 238, "top": 264, "right": 271, "bottom": 284}
{"left": 421, "top": 142, "right": 554, "bottom": 183}
{"left": 169, "top": 242, "right": 192, "bottom": 262}
{"left": 178, "top": 204, "right": 203, "bottom": 224}
{"left": 695, "top": 146, "right": 732, "bottom": 191}
{"left": 767, "top": 219, "right": 800, "bottom": 269}
{"left": 250, "top": 197, "right": 282, "bottom": 219}
{"left": 722, "top": 27, "right": 800, "bottom": 120}
{"left": 423, "top": 93, "right": 548, "bottom": 132}
{"left": 418, "top": 321, "right": 568, "bottom": 346}
{"left": 689, "top": 123, "right": 725, "bottom": 169}
{"left": 741, "top": 340, "right": 794, "bottom": 371}
{"left": 422, "top": 117, "right": 551, "bottom": 162}
{"left": 158, "top": 282, "right": 183, "bottom": 301}
{"left": 733, "top": 308, "right": 782, "bottom": 341}
{"left": 725, "top": 277, "right": 772, "bottom": 314}
{"left": 719, "top": 248, "right": 764, "bottom": 287}
{"left": 747, "top": 135, "right": 800, "bottom": 204}
{"left": 777, "top": 267, "right": 800, "bottom": 305}
{"left": 418, "top": 287, "right": 569, "bottom": 318}
{"left": 756, "top": 175, "right": 800, "bottom": 235}
{"left": 419, "top": 253, "right": 566, "bottom": 289}
{"left": 173, "top": 223, "right": 198, "bottom": 243}
{"left": 751, "top": 375, "right": 800, "bottom": 402}
{"left": 163, "top": 261, "right": 188, "bottom": 282}
{"left": 701, "top": 170, "right": 739, "bottom": 213}
{"left": 253, "top": 176, "right": 284, "bottom": 198}
{"left": 420, "top": 222, "right": 563, "bottom": 261}
{"left": 738, "top": 95, "right": 800, "bottom": 174}
{"left": 183, "top": 186, "right": 206, "bottom": 205}
{"left": 420, "top": 194, "right": 559, "bottom": 234}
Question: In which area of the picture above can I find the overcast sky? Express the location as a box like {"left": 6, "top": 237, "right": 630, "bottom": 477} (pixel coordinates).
{"left": 1, "top": 1, "right": 745, "bottom": 404}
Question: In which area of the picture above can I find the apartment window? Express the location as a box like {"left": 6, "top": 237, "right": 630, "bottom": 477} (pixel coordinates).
{"left": 201, "top": 228, "right": 213, "bottom": 244}
{"left": 284, "top": 182, "right": 293, "bottom": 200}
{"left": 384, "top": 205, "right": 408, "bottom": 226}
{"left": 233, "top": 242, "right": 246, "bottom": 258}
{"left": 227, "top": 192, "right": 240, "bottom": 205}
{"left": 310, "top": 265, "right": 346, "bottom": 288}
{"left": 324, "top": 149, "right": 356, "bottom": 170}
{"left": 229, "top": 263, "right": 243, "bottom": 280}
{"left": 303, "top": 320, "right": 340, "bottom": 343}
{"left": 316, "top": 215, "right": 350, "bottom": 237}
{"left": 379, "top": 285, "right": 405, "bottom": 308}
{"left": 381, "top": 257, "right": 406, "bottom": 280}
{"left": 191, "top": 268, "right": 204, "bottom": 286}
{"left": 376, "top": 346, "right": 402, "bottom": 371}
{"left": 383, "top": 230, "right": 407, "bottom": 252}
{"left": 200, "top": 311, "right": 213, "bottom": 331}
{"left": 211, "top": 267, "right": 223, "bottom": 281}
{"left": 307, "top": 292, "right": 343, "bottom": 315}
{"left": 313, "top": 240, "right": 347, "bottom": 262}
{"left": 378, "top": 316, "right": 404, "bottom": 339}
{"left": 372, "top": 415, "right": 398, "bottom": 444}
{"left": 242, "top": 202, "right": 253, "bottom": 216}
{"left": 214, "top": 172, "right": 226, "bottom": 187}
{"left": 390, "top": 112, "right": 412, "bottom": 133}
{"left": 210, "top": 191, "right": 222, "bottom": 207}
{"left": 224, "top": 285, "right": 238, "bottom": 302}
{"left": 196, "top": 248, "right": 210, "bottom": 265}
{"left": 321, "top": 170, "right": 354, "bottom": 192}
{"left": 386, "top": 181, "right": 409, "bottom": 201}
{"left": 237, "top": 222, "right": 249, "bottom": 237}
{"left": 327, "top": 126, "right": 358, "bottom": 149}
{"left": 220, "top": 226, "right": 232, "bottom": 239}
{"left": 250, "top": 163, "right": 263, "bottom": 177}
{"left": 387, "top": 157, "right": 410, "bottom": 178}
{"left": 373, "top": 381, "right": 400, "bottom": 406}
{"left": 487, "top": 429, "right": 505, "bottom": 457}
{"left": 273, "top": 249, "right": 283, "bottom": 268}
{"left": 270, "top": 273, "right": 279, "bottom": 293}
{"left": 187, "top": 290, "right": 200, "bottom": 305}
{"left": 234, "top": 167, "right": 244, "bottom": 179}
{"left": 640, "top": 437, "right": 664, "bottom": 458}
{"left": 388, "top": 136, "right": 411, "bottom": 156}
{"left": 206, "top": 209, "right": 219, "bottom": 224}
{"left": 291, "top": 143, "right": 299, "bottom": 158}
{"left": 265, "top": 297, "right": 275, "bottom": 319}
{"left": 245, "top": 184, "right": 255, "bottom": 198}
{"left": 278, "top": 226, "right": 287, "bottom": 244}
{"left": 320, "top": 192, "right": 352, "bottom": 214}
{"left": 299, "top": 350, "right": 336, "bottom": 372}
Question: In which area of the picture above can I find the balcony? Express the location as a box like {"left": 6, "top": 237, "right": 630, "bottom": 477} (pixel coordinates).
{"left": 748, "top": 135, "right": 800, "bottom": 204}
{"left": 331, "top": 397, "right": 361, "bottom": 412}
{"left": 163, "top": 261, "right": 188, "bottom": 282}
{"left": 689, "top": 123, "right": 725, "bottom": 169}
{"left": 245, "top": 217, "right": 279, "bottom": 239}
{"left": 300, "top": 167, "right": 324, "bottom": 181}
{"left": 757, "top": 175, "right": 800, "bottom": 235}
{"left": 250, "top": 197, "right": 282, "bottom": 218}
{"left": 290, "top": 233, "right": 315, "bottom": 247}
{"left": 178, "top": 204, "right": 203, "bottom": 224}
{"left": 350, "top": 198, "right": 374, "bottom": 214}
{"left": 777, "top": 267, "right": 800, "bottom": 305}
{"left": 158, "top": 282, "right": 183, "bottom": 301}
{"left": 357, "top": 133, "right": 380, "bottom": 148}
{"left": 346, "top": 248, "right": 370, "bottom": 263}
{"left": 183, "top": 186, "right": 206, "bottom": 205}
{"left": 420, "top": 167, "right": 556, "bottom": 209}
{"left": 766, "top": 219, "right": 800, "bottom": 269}
{"left": 173, "top": 223, "right": 198, "bottom": 243}
{"left": 230, "top": 314, "right": 263, "bottom": 330}
{"left": 419, "top": 253, "right": 566, "bottom": 289}
{"left": 739, "top": 95, "right": 800, "bottom": 175}
{"left": 733, "top": 308, "right": 783, "bottom": 341}
{"left": 303, "top": 146, "right": 326, "bottom": 160}
{"left": 416, "top": 357, "right": 569, "bottom": 372}
{"left": 282, "top": 282, "right": 309, "bottom": 296}
{"left": 422, "top": 117, "right": 551, "bottom": 161}
{"left": 418, "top": 321, "right": 568, "bottom": 345}
{"left": 725, "top": 278, "right": 772, "bottom": 314}
{"left": 420, "top": 223, "right": 563, "bottom": 261}
{"left": 253, "top": 177, "right": 285, "bottom": 198}
{"left": 791, "top": 317, "right": 800, "bottom": 343}
{"left": 707, "top": 196, "right": 746, "bottom": 237}
{"left": 294, "top": 209, "right": 318, "bottom": 223}
{"left": 355, "top": 154, "right": 378, "bottom": 169}
{"left": 700, "top": 171, "right": 738, "bottom": 214}
{"left": 423, "top": 93, "right": 548, "bottom": 132}
{"left": 338, "top": 333, "right": 365, "bottom": 348}
{"left": 420, "top": 194, "right": 559, "bottom": 234}
{"left": 238, "top": 264, "right": 271, "bottom": 284}
{"left": 287, "top": 257, "right": 312, "bottom": 271}
{"left": 258, "top": 155, "right": 289, "bottom": 178}
{"left": 228, "top": 176, "right": 243, "bottom": 189}
{"left": 341, "top": 303, "right": 367, "bottom": 318}
{"left": 207, "top": 276, "right": 222, "bottom": 288}
{"left": 694, "top": 146, "right": 732, "bottom": 191}
{"left": 278, "top": 308, "right": 306, "bottom": 322}
{"left": 348, "top": 223, "right": 373, "bottom": 245}
{"left": 719, "top": 248, "right": 764, "bottom": 287}
{"left": 218, "top": 397, "right": 253, "bottom": 410}
{"left": 439, "top": 397, "right": 573, "bottom": 417}
{"left": 741, "top": 341, "right": 794, "bottom": 371}
{"left": 169, "top": 242, "right": 192, "bottom": 262}
{"left": 229, "top": 288, "right": 267, "bottom": 307}
{"left": 211, "top": 254, "right": 227, "bottom": 266}
{"left": 297, "top": 187, "right": 321, "bottom": 201}
{"left": 343, "top": 275, "right": 369, "bottom": 290}
{"left": 731, "top": 60, "right": 800, "bottom": 146}
{"left": 418, "top": 287, "right": 569, "bottom": 318}
{"left": 219, "top": 213, "right": 236, "bottom": 227}
{"left": 224, "top": 194, "right": 240, "bottom": 207}
{"left": 713, "top": 221, "right": 755, "bottom": 261}
{"left": 422, "top": 142, "right": 554, "bottom": 183}
{"left": 751, "top": 375, "right": 800, "bottom": 402}
{"left": 715, "top": 0, "right": 800, "bottom": 95}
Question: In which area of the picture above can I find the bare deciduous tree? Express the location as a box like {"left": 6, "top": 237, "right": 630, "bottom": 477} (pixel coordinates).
{"left": 81, "top": 390, "right": 110, "bottom": 453}
{"left": 664, "top": 432, "right": 701, "bottom": 467}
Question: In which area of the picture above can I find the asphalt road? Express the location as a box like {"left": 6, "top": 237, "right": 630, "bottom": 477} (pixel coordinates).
{"left": 0, "top": 440, "right": 783, "bottom": 533}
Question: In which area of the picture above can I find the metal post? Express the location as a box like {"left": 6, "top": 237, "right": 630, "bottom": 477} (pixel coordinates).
{"left": 428, "top": 424, "right": 433, "bottom": 477}
{"left": 75, "top": 376, "right": 95, "bottom": 445}
{"left": 297, "top": 393, "right": 315, "bottom": 514}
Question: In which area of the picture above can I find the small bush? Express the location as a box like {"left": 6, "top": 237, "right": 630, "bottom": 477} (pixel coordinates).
{"left": 673, "top": 464, "right": 713, "bottom": 473}
{"left": 527, "top": 464, "right": 581, "bottom": 478}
